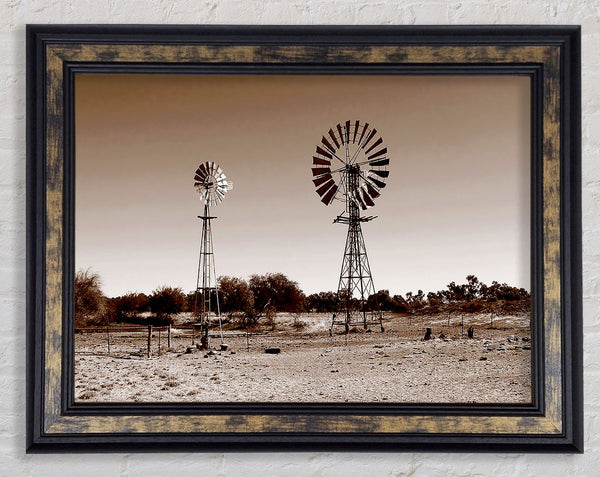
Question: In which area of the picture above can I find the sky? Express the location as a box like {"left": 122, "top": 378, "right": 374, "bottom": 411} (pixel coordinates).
{"left": 75, "top": 74, "right": 530, "bottom": 298}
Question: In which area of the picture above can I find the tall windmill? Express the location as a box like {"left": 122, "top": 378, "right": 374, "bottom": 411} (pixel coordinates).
{"left": 311, "top": 120, "right": 389, "bottom": 334}
{"left": 193, "top": 161, "right": 233, "bottom": 347}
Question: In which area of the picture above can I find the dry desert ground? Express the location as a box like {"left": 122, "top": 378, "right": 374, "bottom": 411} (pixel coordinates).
{"left": 74, "top": 312, "right": 531, "bottom": 404}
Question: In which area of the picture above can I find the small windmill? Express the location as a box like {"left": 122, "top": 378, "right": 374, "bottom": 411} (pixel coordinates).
{"left": 193, "top": 161, "right": 233, "bottom": 347}
{"left": 311, "top": 120, "right": 389, "bottom": 334}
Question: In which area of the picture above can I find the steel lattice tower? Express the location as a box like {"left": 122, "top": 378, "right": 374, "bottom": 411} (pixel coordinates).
{"left": 193, "top": 202, "right": 222, "bottom": 345}
{"left": 192, "top": 162, "right": 233, "bottom": 347}
{"left": 331, "top": 166, "right": 383, "bottom": 333}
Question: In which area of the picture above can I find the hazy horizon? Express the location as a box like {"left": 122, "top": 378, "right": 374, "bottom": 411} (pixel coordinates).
{"left": 75, "top": 74, "right": 530, "bottom": 298}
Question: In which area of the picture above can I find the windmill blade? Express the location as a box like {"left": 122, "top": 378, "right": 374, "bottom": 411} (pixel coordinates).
{"left": 197, "top": 163, "right": 209, "bottom": 177}
{"left": 194, "top": 172, "right": 207, "bottom": 182}
{"left": 313, "top": 173, "right": 333, "bottom": 187}
{"left": 328, "top": 129, "right": 340, "bottom": 148}
{"left": 337, "top": 124, "right": 345, "bottom": 145}
{"left": 316, "top": 179, "right": 335, "bottom": 197}
{"left": 361, "top": 187, "right": 375, "bottom": 207}
{"left": 358, "top": 122, "right": 369, "bottom": 145}
{"left": 365, "top": 182, "right": 381, "bottom": 199}
{"left": 321, "top": 184, "right": 338, "bottom": 205}
{"left": 365, "top": 137, "right": 383, "bottom": 154}
{"left": 312, "top": 167, "right": 331, "bottom": 177}
{"left": 367, "top": 176, "right": 387, "bottom": 189}
{"left": 353, "top": 120, "right": 360, "bottom": 143}
{"left": 313, "top": 156, "right": 331, "bottom": 166}
{"left": 369, "top": 169, "right": 389, "bottom": 178}
{"left": 316, "top": 146, "right": 333, "bottom": 159}
{"left": 345, "top": 120, "right": 351, "bottom": 144}
{"left": 354, "top": 189, "right": 367, "bottom": 210}
{"left": 321, "top": 136, "right": 336, "bottom": 153}
{"left": 368, "top": 147, "right": 387, "bottom": 160}
{"left": 369, "top": 158, "right": 389, "bottom": 167}
{"left": 362, "top": 129, "right": 377, "bottom": 149}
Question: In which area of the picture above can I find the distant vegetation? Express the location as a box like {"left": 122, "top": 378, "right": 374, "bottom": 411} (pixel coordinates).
{"left": 74, "top": 270, "right": 530, "bottom": 328}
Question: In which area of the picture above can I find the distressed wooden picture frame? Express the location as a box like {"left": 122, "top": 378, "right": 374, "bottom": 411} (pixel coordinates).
{"left": 26, "top": 25, "right": 582, "bottom": 452}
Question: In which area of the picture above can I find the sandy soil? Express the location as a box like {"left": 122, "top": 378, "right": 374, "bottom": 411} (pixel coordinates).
{"left": 74, "top": 312, "right": 531, "bottom": 404}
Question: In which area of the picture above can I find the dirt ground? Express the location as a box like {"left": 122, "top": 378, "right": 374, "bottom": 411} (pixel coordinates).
{"left": 74, "top": 312, "right": 531, "bottom": 404}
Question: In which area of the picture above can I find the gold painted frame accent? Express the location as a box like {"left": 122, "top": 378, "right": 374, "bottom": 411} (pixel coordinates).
{"left": 27, "top": 25, "right": 582, "bottom": 452}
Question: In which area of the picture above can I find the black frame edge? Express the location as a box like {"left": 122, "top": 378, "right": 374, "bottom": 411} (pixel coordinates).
{"left": 25, "top": 24, "right": 583, "bottom": 453}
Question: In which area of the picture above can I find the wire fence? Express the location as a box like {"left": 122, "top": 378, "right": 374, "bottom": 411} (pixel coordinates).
{"left": 75, "top": 325, "right": 257, "bottom": 358}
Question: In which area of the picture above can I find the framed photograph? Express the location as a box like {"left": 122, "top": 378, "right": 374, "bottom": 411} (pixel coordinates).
{"left": 27, "top": 25, "right": 582, "bottom": 452}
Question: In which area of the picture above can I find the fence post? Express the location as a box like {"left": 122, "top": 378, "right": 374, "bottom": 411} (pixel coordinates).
{"left": 461, "top": 316, "right": 464, "bottom": 337}
{"left": 158, "top": 329, "right": 161, "bottom": 356}
{"left": 168, "top": 324, "right": 171, "bottom": 349}
{"left": 147, "top": 325, "right": 152, "bottom": 358}
{"left": 106, "top": 326, "right": 110, "bottom": 355}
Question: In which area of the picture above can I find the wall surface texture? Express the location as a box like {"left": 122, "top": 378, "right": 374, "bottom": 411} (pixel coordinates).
{"left": 1, "top": 1, "right": 597, "bottom": 475}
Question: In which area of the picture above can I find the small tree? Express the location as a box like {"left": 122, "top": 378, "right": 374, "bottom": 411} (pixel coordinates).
{"left": 249, "top": 273, "right": 306, "bottom": 313}
{"left": 307, "top": 291, "right": 340, "bottom": 313}
{"left": 74, "top": 268, "right": 105, "bottom": 327}
{"left": 148, "top": 286, "right": 185, "bottom": 324}
{"left": 218, "top": 276, "right": 256, "bottom": 327}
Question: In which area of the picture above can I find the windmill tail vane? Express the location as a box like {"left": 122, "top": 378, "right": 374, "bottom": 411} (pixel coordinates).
{"left": 311, "top": 120, "right": 389, "bottom": 335}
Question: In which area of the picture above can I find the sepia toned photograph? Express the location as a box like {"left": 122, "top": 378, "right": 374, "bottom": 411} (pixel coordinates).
{"left": 73, "top": 73, "right": 532, "bottom": 404}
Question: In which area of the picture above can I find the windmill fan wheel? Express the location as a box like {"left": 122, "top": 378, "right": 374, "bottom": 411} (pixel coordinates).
{"left": 194, "top": 161, "right": 233, "bottom": 206}
{"left": 311, "top": 120, "right": 390, "bottom": 210}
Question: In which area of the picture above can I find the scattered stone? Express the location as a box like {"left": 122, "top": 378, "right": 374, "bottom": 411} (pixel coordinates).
{"left": 523, "top": 346, "right": 531, "bottom": 350}
{"left": 265, "top": 347, "right": 281, "bottom": 354}
{"left": 203, "top": 354, "right": 209, "bottom": 358}
{"left": 423, "top": 328, "right": 432, "bottom": 340}
{"left": 467, "top": 326, "right": 474, "bottom": 339}
{"left": 374, "top": 345, "right": 384, "bottom": 348}
{"left": 230, "top": 351, "right": 236, "bottom": 354}
{"left": 479, "top": 357, "right": 488, "bottom": 361}
{"left": 185, "top": 347, "right": 194, "bottom": 354}
{"left": 459, "top": 358, "right": 467, "bottom": 362}
{"left": 438, "top": 332, "right": 446, "bottom": 340}
{"left": 522, "top": 337, "right": 530, "bottom": 342}
{"left": 207, "top": 350, "right": 217, "bottom": 356}
{"left": 220, "top": 344, "right": 229, "bottom": 351}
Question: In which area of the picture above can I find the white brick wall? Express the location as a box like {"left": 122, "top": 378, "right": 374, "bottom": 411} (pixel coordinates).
{"left": 0, "top": 1, "right": 596, "bottom": 475}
